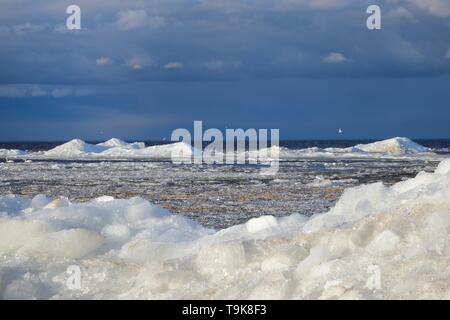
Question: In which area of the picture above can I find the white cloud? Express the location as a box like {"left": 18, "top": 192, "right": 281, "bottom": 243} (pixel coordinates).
{"left": 323, "top": 52, "right": 349, "bottom": 64}
{"left": 205, "top": 59, "right": 225, "bottom": 70}
{"left": 275, "top": 0, "right": 358, "bottom": 11}
{"left": 0, "top": 85, "right": 49, "bottom": 98}
{"left": 117, "top": 10, "right": 166, "bottom": 30}
{"left": 13, "top": 23, "right": 47, "bottom": 34}
{"left": 385, "top": 33, "right": 423, "bottom": 62}
{"left": 73, "top": 88, "right": 93, "bottom": 97}
{"left": 126, "top": 54, "right": 153, "bottom": 70}
{"left": 0, "top": 22, "right": 49, "bottom": 36}
{"left": 53, "top": 24, "right": 66, "bottom": 33}
{"left": 96, "top": 57, "right": 113, "bottom": 65}
{"left": 0, "top": 85, "right": 92, "bottom": 98}
{"left": 197, "top": 0, "right": 254, "bottom": 13}
{"left": 0, "top": 86, "right": 25, "bottom": 98}
{"left": 408, "top": 0, "right": 450, "bottom": 17}
{"left": 51, "top": 87, "right": 92, "bottom": 98}
{"left": 164, "top": 62, "right": 183, "bottom": 69}
{"left": 30, "top": 87, "right": 47, "bottom": 97}
{"left": 51, "top": 88, "right": 73, "bottom": 98}
{"left": 386, "top": 6, "right": 416, "bottom": 20}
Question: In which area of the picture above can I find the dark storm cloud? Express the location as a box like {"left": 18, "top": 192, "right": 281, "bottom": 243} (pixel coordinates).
{"left": 1, "top": 0, "right": 450, "bottom": 84}
{"left": 0, "top": 0, "right": 450, "bottom": 140}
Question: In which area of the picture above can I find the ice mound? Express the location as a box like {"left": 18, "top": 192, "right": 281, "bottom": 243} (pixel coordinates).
{"left": 97, "top": 138, "right": 145, "bottom": 150}
{"left": 352, "top": 137, "right": 430, "bottom": 155}
{"left": 44, "top": 139, "right": 106, "bottom": 157}
{"left": 245, "top": 215, "right": 278, "bottom": 233}
{"left": 0, "top": 137, "right": 438, "bottom": 161}
{"left": 1, "top": 159, "right": 450, "bottom": 299}
{"left": 42, "top": 138, "right": 193, "bottom": 159}
{"left": 280, "top": 137, "right": 433, "bottom": 159}
{"left": 0, "top": 149, "right": 27, "bottom": 157}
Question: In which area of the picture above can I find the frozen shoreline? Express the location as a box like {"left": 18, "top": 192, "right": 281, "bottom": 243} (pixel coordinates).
{"left": 0, "top": 159, "right": 449, "bottom": 299}
{"left": 0, "top": 137, "right": 442, "bottom": 161}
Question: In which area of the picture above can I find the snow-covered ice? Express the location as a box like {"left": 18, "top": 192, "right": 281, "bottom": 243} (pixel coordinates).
{"left": 280, "top": 137, "right": 435, "bottom": 159}
{"left": 352, "top": 137, "right": 430, "bottom": 154}
{"left": 0, "top": 137, "right": 439, "bottom": 161}
{"left": 0, "top": 149, "right": 26, "bottom": 157}
{"left": 43, "top": 138, "right": 193, "bottom": 160}
{"left": 0, "top": 159, "right": 449, "bottom": 299}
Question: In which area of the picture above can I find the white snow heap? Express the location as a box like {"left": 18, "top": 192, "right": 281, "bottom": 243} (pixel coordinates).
{"left": 320, "top": 137, "right": 431, "bottom": 155}
{"left": 0, "top": 149, "right": 27, "bottom": 157}
{"left": 44, "top": 139, "right": 106, "bottom": 156}
{"left": 97, "top": 138, "right": 145, "bottom": 150}
{"left": 0, "top": 158, "right": 450, "bottom": 299}
{"left": 43, "top": 138, "right": 193, "bottom": 159}
{"left": 352, "top": 137, "right": 431, "bottom": 154}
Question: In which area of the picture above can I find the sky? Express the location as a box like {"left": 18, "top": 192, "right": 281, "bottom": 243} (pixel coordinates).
{"left": 0, "top": 0, "right": 450, "bottom": 141}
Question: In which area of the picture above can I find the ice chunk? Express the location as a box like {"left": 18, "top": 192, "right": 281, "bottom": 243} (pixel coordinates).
{"left": 365, "top": 230, "right": 401, "bottom": 255}
{"left": 43, "top": 198, "right": 70, "bottom": 209}
{"left": 0, "top": 149, "right": 26, "bottom": 157}
{"left": 246, "top": 215, "right": 278, "bottom": 233}
{"left": 195, "top": 242, "right": 246, "bottom": 278}
{"left": 435, "top": 159, "right": 450, "bottom": 175}
{"left": 17, "top": 229, "right": 104, "bottom": 259}
{"left": 0, "top": 219, "right": 50, "bottom": 253}
{"left": 101, "top": 224, "right": 131, "bottom": 243}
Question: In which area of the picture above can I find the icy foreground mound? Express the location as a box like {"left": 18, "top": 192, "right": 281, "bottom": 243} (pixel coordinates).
{"left": 1, "top": 160, "right": 450, "bottom": 299}
{"left": 44, "top": 138, "right": 193, "bottom": 159}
